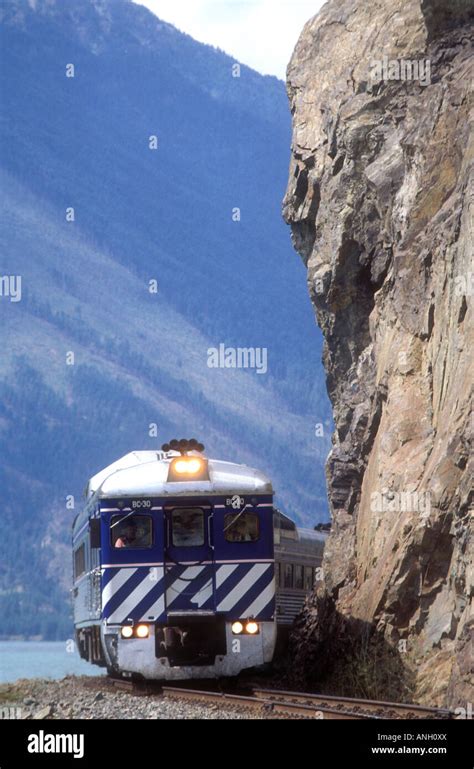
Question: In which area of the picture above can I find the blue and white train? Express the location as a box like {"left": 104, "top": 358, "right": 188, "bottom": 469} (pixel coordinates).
{"left": 72, "top": 440, "right": 326, "bottom": 680}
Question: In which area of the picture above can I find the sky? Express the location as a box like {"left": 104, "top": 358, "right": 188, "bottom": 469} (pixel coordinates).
{"left": 133, "top": 0, "right": 325, "bottom": 80}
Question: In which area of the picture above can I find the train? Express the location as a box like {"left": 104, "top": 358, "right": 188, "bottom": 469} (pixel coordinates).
{"left": 72, "top": 440, "right": 326, "bottom": 680}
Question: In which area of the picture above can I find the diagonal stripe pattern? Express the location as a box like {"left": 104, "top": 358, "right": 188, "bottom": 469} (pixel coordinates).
{"left": 102, "top": 567, "right": 166, "bottom": 623}
{"left": 101, "top": 562, "right": 275, "bottom": 623}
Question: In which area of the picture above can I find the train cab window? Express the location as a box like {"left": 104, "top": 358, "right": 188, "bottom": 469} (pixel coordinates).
{"left": 74, "top": 544, "right": 86, "bottom": 578}
{"left": 171, "top": 508, "right": 204, "bottom": 547}
{"left": 304, "top": 566, "right": 314, "bottom": 591}
{"left": 294, "top": 564, "right": 304, "bottom": 590}
{"left": 111, "top": 515, "right": 153, "bottom": 548}
{"left": 283, "top": 563, "right": 293, "bottom": 589}
{"left": 224, "top": 512, "right": 259, "bottom": 542}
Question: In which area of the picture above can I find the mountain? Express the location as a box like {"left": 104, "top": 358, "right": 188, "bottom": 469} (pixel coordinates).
{"left": 0, "top": 0, "right": 332, "bottom": 638}
{"left": 283, "top": 0, "right": 473, "bottom": 706}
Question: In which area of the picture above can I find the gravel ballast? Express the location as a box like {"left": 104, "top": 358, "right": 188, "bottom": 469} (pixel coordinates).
{"left": 0, "top": 676, "right": 263, "bottom": 720}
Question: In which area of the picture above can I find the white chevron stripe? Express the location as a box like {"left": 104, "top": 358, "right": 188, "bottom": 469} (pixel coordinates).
{"left": 140, "top": 566, "right": 165, "bottom": 620}
{"left": 190, "top": 578, "right": 213, "bottom": 608}
{"left": 141, "top": 591, "right": 165, "bottom": 621}
{"left": 107, "top": 572, "right": 158, "bottom": 623}
{"left": 241, "top": 576, "right": 275, "bottom": 618}
{"left": 217, "top": 563, "right": 269, "bottom": 612}
{"left": 216, "top": 564, "right": 239, "bottom": 588}
{"left": 102, "top": 568, "right": 137, "bottom": 609}
{"left": 166, "top": 566, "right": 206, "bottom": 607}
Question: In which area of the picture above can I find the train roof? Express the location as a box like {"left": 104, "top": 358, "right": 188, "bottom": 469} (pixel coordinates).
{"left": 298, "top": 527, "right": 328, "bottom": 544}
{"left": 86, "top": 451, "right": 273, "bottom": 499}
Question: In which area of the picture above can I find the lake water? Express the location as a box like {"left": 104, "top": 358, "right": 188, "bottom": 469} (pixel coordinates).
{"left": 0, "top": 641, "right": 104, "bottom": 683}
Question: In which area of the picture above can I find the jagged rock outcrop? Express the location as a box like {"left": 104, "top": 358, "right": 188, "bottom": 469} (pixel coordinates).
{"left": 283, "top": 0, "right": 473, "bottom": 706}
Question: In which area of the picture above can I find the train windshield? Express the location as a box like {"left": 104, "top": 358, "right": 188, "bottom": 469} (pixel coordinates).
{"left": 171, "top": 508, "right": 205, "bottom": 547}
{"left": 224, "top": 512, "right": 259, "bottom": 542}
{"left": 110, "top": 514, "right": 153, "bottom": 548}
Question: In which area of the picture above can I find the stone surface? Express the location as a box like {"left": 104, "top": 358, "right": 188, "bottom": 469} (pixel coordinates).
{"left": 32, "top": 705, "right": 53, "bottom": 720}
{"left": 283, "top": 0, "right": 473, "bottom": 707}
{"left": 0, "top": 677, "right": 263, "bottom": 720}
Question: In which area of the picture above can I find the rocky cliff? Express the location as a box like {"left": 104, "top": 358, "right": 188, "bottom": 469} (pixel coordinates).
{"left": 283, "top": 0, "right": 473, "bottom": 707}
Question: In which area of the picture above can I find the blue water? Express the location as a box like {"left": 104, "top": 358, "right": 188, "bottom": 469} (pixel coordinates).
{"left": 0, "top": 641, "right": 104, "bottom": 683}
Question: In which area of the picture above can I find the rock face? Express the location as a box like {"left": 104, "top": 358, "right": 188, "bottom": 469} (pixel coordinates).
{"left": 283, "top": 0, "right": 473, "bottom": 706}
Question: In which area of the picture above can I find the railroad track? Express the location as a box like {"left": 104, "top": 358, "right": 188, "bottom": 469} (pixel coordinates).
{"left": 107, "top": 677, "right": 161, "bottom": 696}
{"left": 103, "top": 678, "right": 455, "bottom": 720}
{"left": 252, "top": 688, "right": 455, "bottom": 720}
{"left": 162, "top": 686, "right": 376, "bottom": 719}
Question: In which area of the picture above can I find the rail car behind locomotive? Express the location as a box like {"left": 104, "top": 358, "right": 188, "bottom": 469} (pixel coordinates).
{"left": 72, "top": 441, "right": 325, "bottom": 680}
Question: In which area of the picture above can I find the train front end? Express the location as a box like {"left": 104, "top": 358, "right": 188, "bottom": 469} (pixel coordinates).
{"left": 90, "top": 444, "right": 276, "bottom": 679}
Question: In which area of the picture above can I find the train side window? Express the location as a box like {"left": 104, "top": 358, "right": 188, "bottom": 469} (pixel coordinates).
{"left": 111, "top": 515, "right": 153, "bottom": 548}
{"left": 294, "top": 564, "right": 304, "bottom": 590}
{"left": 74, "top": 544, "right": 86, "bottom": 579}
{"left": 304, "top": 566, "right": 314, "bottom": 591}
{"left": 224, "top": 512, "right": 259, "bottom": 542}
{"left": 283, "top": 563, "right": 293, "bottom": 588}
{"left": 171, "top": 508, "right": 204, "bottom": 547}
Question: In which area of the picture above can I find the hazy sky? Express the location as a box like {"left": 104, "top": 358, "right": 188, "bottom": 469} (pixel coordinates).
{"left": 133, "top": 0, "right": 325, "bottom": 80}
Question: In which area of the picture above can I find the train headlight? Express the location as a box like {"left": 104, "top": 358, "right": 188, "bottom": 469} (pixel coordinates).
{"left": 168, "top": 456, "right": 209, "bottom": 481}
{"left": 231, "top": 621, "right": 243, "bottom": 634}
{"left": 246, "top": 621, "right": 259, "bottom": 635}
{"left": 174, "top": 458, "right": 203, "bottom": 474}
{"left": 135, "top": 624, "right": 149, "bottom": 638}
{"left": 121, "top": 626, "right": 133, "bottom": 639}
